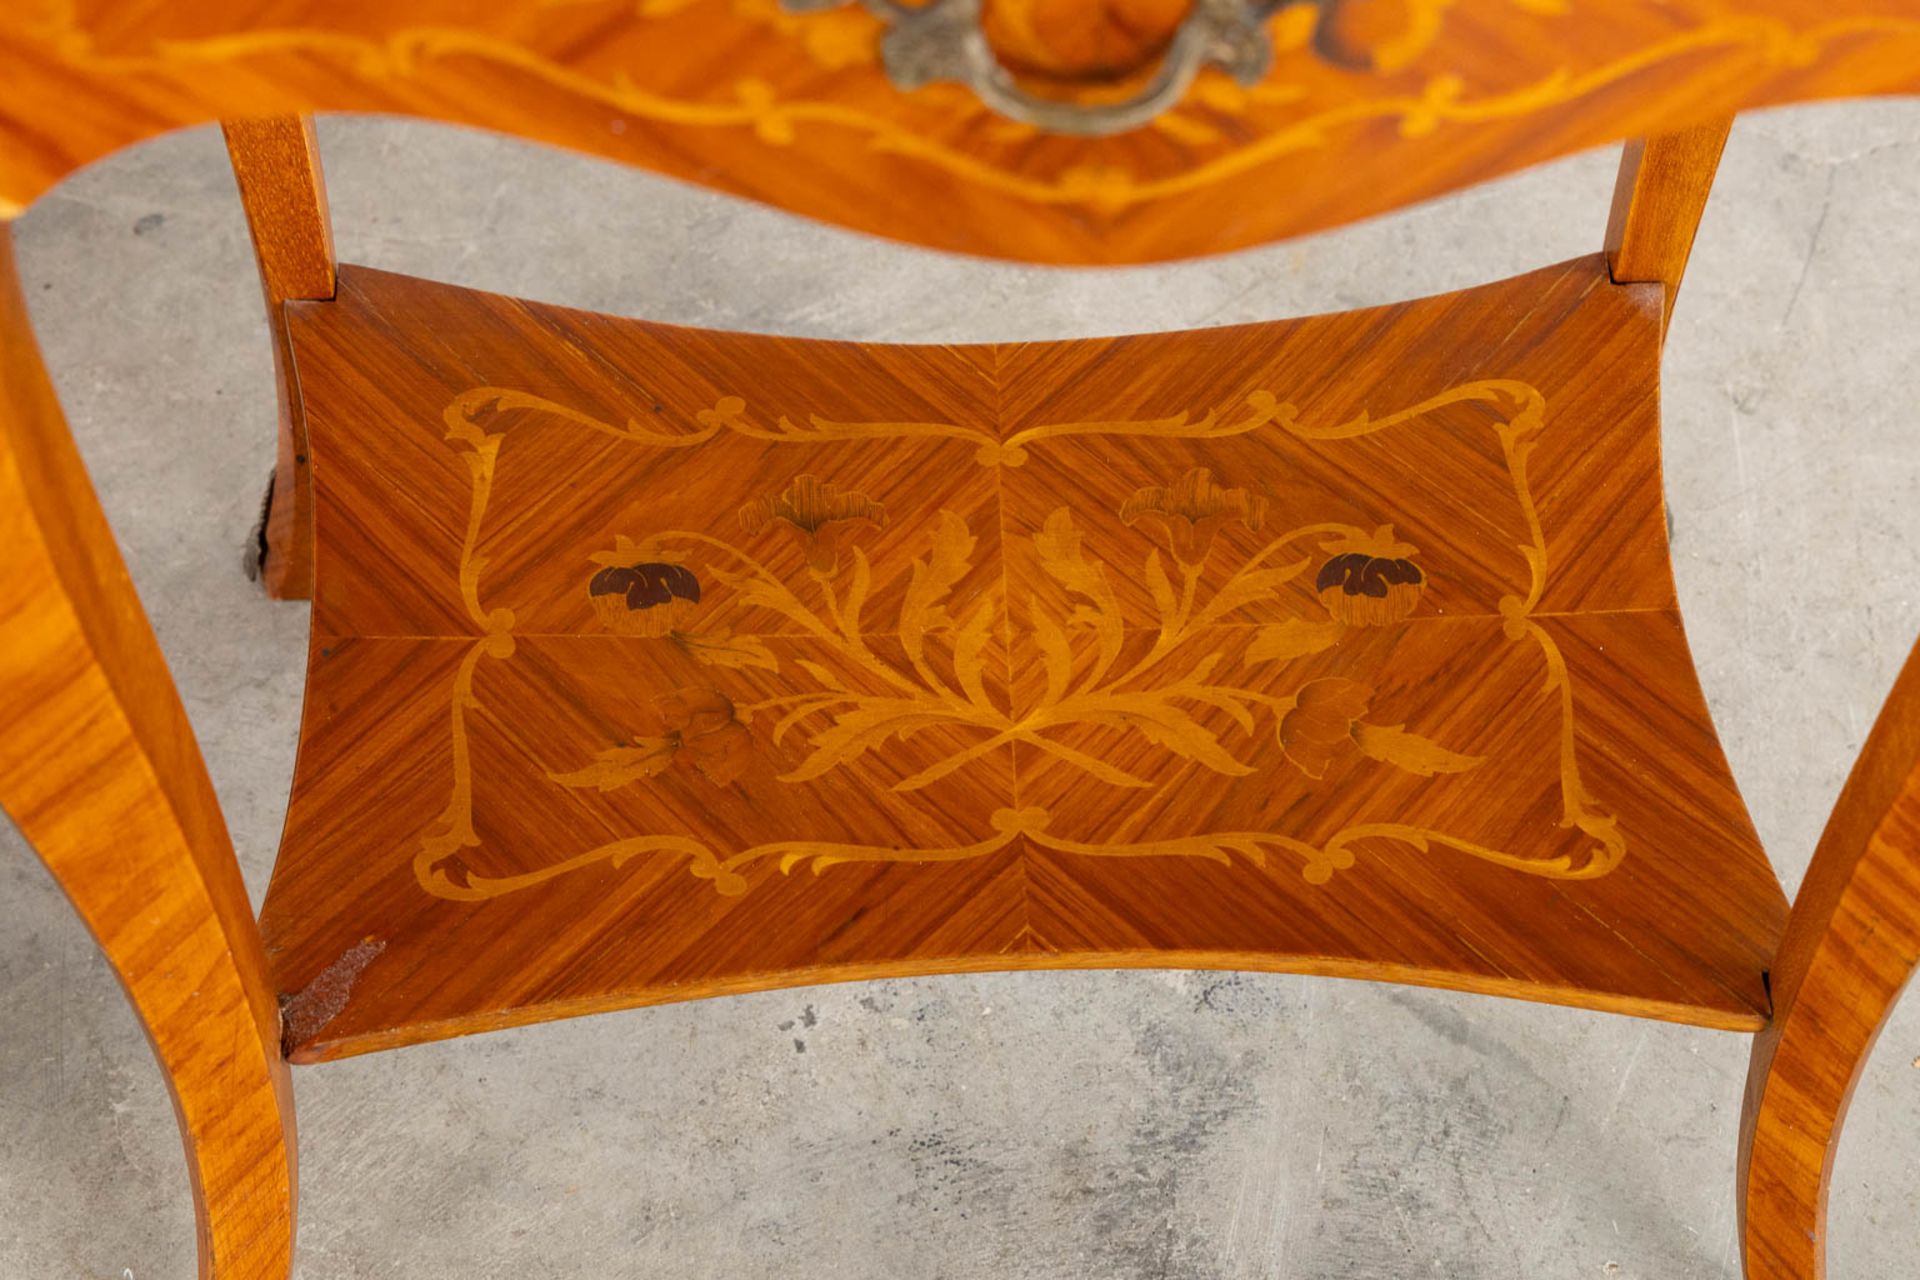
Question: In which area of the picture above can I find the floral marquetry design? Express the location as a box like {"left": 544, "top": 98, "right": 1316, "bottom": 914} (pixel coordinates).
{"left": 587, "top": 559, "right": 701, "bottom": 636}
{"left": 1277, "top": 677, "right": 1481, "bottom": 780}
{"left": 1314, "top": 524, "right": 1426, "bottom": 626}
{"left": 1119, "top": 467, "right": 1269, "bottom": 568}
{"left": 414, "top": 361, "right": 1628, "bottom": 906}
{"left": 550, "top": 687, "right": 755, "bottom": 790}
{"left": 259, "top": 257, "right": 1799, "bottom": 1060}
{"left": 739, "top": 473, "right": 887, "bottom": 575}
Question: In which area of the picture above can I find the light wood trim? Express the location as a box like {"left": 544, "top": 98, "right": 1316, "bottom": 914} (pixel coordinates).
{"left": 0, "top": 226, "right": 296, "bottom": 1280}
{"left": 1739, "top": 639, "right": 1920, "bottom": 1280}
{"left": 1604, "top": 117, "right": 1734, "bottom": 322}
{"left": 222, "top": 115, "right": 335, "bottom": 601}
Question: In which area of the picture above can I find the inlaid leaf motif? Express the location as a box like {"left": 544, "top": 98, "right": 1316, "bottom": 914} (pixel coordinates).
{"left": 1143, "top": 549, "right": 1178, "bottom": 638}
{"left": 767, "top": 694, "right": 853, "bottom": 744}
{"left": 899, "top": 510, "right": 976, "bottom": 671}
{"left": 1028, "top": 592, "right": 1074, "bottom": 708}
{"left": 676, "top": 631, "right": 780, "bottom": 672}
{"left": 1074, "top": 692, "right": 1257, "bottom": 778}
{"left": 794, "top": 658, "right": 850, "bottom": 692}
{"left": 586, "top": 534, "right": 644, "bottom": 567}
{"left": 1352, "top": 723, "right": 1485, "bottom": 776}
{"left": 842, "top": 546, "right": 873, "bottom": 641}
{"left": 705, "top": 560, "right": 819, "bottom": 632}
{"left": 779, "top": 701, "right": 974, "bottom": 783}
{"left": 1144, "top": 545, "right": 1175, "bottom": 637}
{"left": 1194, "top": 558, "right": 1312, "bottom": 628}
{"left": 952, "top": 590, "right": 1002, "bottom": 712}
{"left": 1017, "top": 738, "right": 1152, "bottom": 789}
{"left": 1247, "top": 617, "right": 1344, "bottom": 662}
{"left": 1163, "top": 665, "right": 1257, "bottom": 732}
{"left": 1277, "top": 678, "right": 1485, "bottom": 781}
{"left": 1035, "top": 508, "right": 1123, "bottom": 681}
{"left": 548, "top": 740, "right": 676, "bottom": 790}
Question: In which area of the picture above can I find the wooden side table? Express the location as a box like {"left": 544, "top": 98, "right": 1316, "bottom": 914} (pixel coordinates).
{"left": 2, "top": 5, "right": 1918, "bottom": 1277}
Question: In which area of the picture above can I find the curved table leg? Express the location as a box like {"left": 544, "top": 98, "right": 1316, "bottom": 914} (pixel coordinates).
{"left": 0, "top": 224, "right": 296, "bottom": 1278}
{"left": 1740, "top": 641, "right": 1920, "bottom": 1279}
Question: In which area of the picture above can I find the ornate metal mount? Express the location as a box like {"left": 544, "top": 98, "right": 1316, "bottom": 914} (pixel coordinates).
{"left": 781, "top": 0, "right": 1280, "bottom": 136}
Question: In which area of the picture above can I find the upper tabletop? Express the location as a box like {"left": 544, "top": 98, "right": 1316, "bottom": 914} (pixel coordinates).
{"left": 5, "top": 0, "right": 1920, "bottom": 262}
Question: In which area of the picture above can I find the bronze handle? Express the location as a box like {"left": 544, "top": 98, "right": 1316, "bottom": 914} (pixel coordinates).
{"left": 782, "top": 0, "right": 1279, "bottom": 137}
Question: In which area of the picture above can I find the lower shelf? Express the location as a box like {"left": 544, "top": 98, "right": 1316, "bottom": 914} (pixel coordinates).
{"left": 263, "top": 254, "right": 1787, "bottom": 1060}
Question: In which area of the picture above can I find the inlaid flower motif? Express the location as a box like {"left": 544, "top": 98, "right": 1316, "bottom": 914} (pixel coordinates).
{"left": 1314, "top": 524, "right": 1424, "bottom": 626}
{"left": 1119, "top": 467, "right": 1268, "bottom": 567}
{"left": 1278, "top": 677, "right": 1375, "bottom": 779}
{"left": 1277, "top": 676, "right": 1483, "bottom": 781}
{"left": 657, "top": 687, "right": 754, "bottom": 787}
{"left": 589, "top": 561, "right": 701, "bottom": 636}
{"left": 549, "top": 686, "right": 755, "bottom": 793}
{"left": 739, "top": 474, "right": 887, "bottom": 575}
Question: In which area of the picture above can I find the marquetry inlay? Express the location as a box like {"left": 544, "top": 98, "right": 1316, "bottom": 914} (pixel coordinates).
{"left": 420, "top": 374, "right": 1624, "bottom": 901}
{"left": 264, "top": 256, "right": 1784, "bottom": 1057}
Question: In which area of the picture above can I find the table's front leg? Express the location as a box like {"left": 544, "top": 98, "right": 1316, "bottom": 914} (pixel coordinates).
{"left": 1741, "top": 641, "right": 1920, "bottom": 1279}
{"left": 0, "top": 223, "right": 297, "bottom": 1280}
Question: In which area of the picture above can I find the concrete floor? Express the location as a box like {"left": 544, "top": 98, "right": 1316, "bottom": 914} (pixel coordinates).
{"left": 2, "top": 103, "right": 1918, "bottom": 1279}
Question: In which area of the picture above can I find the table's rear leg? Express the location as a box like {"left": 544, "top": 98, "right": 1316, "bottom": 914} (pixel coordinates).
{"left": 222, "top": 115, "right": 335, "bottom": 601}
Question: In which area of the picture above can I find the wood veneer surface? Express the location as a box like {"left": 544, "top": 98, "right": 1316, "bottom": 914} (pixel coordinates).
{"left": 264, "top": 256, "right": 1788, "bottom": 1059}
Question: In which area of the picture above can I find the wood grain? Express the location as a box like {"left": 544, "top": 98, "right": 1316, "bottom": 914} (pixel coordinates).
{"left": 4, "top": 2, "right": 1920, "bottom": 262}
{"left": 258, "top": 256, "right": 1789, "bottom": 1060}
{"left": 220, "top": 117, "right": 335, "bottom": 305}
{"left": 0, "top": 7, "right": 1912, "bottom": 1272}
{"left": 1606, "top": 117, "right": 1734, "bottom": 321}
{"left": 0, "top": 227, "right": 296, "bottom": 1279}
{"left": 222, "top": 115, "right": 334, "bottom": 602}
{"left": 1739, "top": 641, "right": 1920, "bottom": 1280}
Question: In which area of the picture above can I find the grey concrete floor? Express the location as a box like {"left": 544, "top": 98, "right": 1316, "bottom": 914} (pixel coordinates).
{"left": 2, "top": 104, "right": 1918, "bottom": 1279}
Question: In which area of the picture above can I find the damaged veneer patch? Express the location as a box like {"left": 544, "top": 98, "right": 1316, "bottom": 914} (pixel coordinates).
{"left": 280, "top": 937, "right": 385, "bottom": 1054}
